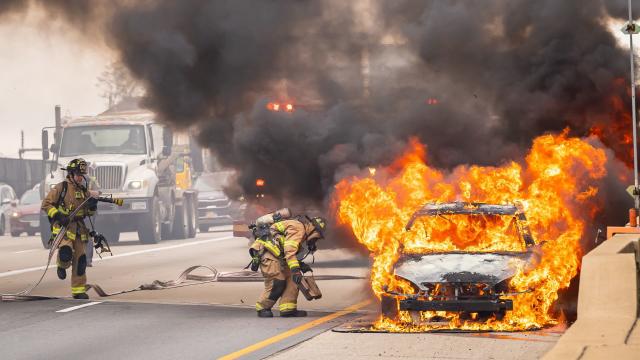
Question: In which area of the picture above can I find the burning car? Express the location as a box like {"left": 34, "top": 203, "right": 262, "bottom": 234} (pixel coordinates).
{"left": 381, "top": 202, "right": 540, "bottom": 322}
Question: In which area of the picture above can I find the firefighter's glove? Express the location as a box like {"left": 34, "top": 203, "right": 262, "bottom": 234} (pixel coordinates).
{"left": 248, "top": 248, "right": 260, "bottom": 272}
{"left": 291, "top": 268, "right": 303, "bottom": 285}
{"left": 299, "top": 262, "right": 312, "bottom": 273}
{"left": 53, "top": 212, "right": 70, "bottom": 226}
{"left": 250, "top": 256, "right": 260, "bottom": 272}
{"left": 93, "top": 233, "right": 106, "bottom": 249}
{"left": 86, "top": 197, "right": 99, "bottom": 210}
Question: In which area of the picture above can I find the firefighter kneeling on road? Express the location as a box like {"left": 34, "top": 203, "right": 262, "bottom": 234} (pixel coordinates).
{"left": 42, "top": 158, "right": 98, "bottom": 299}
{"left": 250, "top": 212, "right": 327, "bottom": 318}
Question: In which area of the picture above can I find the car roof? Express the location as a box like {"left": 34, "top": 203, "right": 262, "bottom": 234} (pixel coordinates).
{"left": 405, "top": 201, "right": 536, "bottom": 247}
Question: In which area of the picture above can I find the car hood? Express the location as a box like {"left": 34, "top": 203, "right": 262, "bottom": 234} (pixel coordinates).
{"left": 14, "top": 203, "right": 41, "bottom": 215}
{"left": 197, "top": 190, "right": 228, "bottom": 200}
{"left": 394, "top": 251, "right": 537, "bottom": 290}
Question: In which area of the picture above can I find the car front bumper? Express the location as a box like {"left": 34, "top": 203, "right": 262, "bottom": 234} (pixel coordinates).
{"left": 399, "top": 298, "right": 513, "bottom": 312}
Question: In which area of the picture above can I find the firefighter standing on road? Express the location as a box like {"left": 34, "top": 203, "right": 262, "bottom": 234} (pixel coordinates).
{"left": 250, "top": 215, "right": 327, "bottom": 318}
{"left": 42, "top": 158, "right": 97, "bottom": 299}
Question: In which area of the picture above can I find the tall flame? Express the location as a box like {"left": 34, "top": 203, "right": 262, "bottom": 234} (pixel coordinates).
{"left": 334, "top": 132, "right": 607, "bottom": 331}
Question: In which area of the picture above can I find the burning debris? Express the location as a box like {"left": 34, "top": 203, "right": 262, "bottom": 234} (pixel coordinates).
{"left": 335, "top": 133, "right": 607, "bottom": 331}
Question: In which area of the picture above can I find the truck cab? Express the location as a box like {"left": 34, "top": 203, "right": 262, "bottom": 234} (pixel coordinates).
{"left": 40, "top": 109, "right": 198, "bottom": 247}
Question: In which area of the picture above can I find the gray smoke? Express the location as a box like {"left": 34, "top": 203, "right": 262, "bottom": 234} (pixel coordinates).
{"left": 1, "top": 0, "right": 637, "bottom": 227}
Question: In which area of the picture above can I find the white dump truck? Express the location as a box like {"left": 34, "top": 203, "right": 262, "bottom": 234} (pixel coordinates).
{"left": 39, "top": 108, "right": 200, "bottom": 248}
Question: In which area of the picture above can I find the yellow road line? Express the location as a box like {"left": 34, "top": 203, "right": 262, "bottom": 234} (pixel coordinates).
{"left": 218, "top": 300, "right": 371, "bottom": 360}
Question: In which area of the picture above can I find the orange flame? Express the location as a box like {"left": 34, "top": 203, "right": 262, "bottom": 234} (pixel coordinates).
{"left": 334, "top": 132, "right": 607, "bottom": 331}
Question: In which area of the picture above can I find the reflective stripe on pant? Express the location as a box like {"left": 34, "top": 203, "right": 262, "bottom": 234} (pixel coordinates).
{"left": 256, "top": 257, "right": 299, "bottom": 311}
{"left": 57, "top": 235, "right": 88, "bottom": 295}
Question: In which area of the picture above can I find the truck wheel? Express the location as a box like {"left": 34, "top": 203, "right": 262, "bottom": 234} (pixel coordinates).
{"left": 172, "top": 204, "right": 188, "bottom": 239}
{"left": 199, "top": 225, "right": 209, "bottom": 233}
{"left": 40, "top": 215, "right": 51, "bottom": 249}
{"left": 138, "top": 197, "right": 161, "bottom": 244}
{"left": 160, "top": 202, "right": 174, "bottom": 240}
{"left": 186, "top": 196, "right": 197, "bottom": 238}
{"left": 381, "top": 294, "right": 399, "bottom": 320}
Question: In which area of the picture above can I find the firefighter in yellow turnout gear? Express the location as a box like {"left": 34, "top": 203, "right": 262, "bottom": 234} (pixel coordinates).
{"left": 42, "top": 158, "right": 98, "bottom": 299}
{"left": 250, "top": 216, "right": 327, "bottom": 317}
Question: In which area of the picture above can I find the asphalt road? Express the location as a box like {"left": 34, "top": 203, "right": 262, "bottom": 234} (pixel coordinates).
{"left": 0, "top": 299, "right": 359, "bottom": 360}
{"left": 0, "top": 228, "right": 561, "bottom": 359}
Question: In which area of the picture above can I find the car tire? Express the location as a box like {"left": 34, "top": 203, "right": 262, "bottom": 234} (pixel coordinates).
{"left": 380, "top": 294, "right": 399, "bottom": 320}
{"left": 172, "top": 204, "right": 188, "bottom": 240}
{"left": 0, "top": 215, "right": 5, "bottom": 235}
{"left": 186, "top": 196, "right": 197, "bottom": 238}
{"left": 102, "top": 228, "right": 120, "bottom": 244}
{"left": 11, "top": 231, "right": 21, "bottom": 237}
{"left": 27, "top": 231, "right": 36, "bottom": 236}
{"left": 198, "top": 225, "right": 209, "bottom": 233}
{"left": 138, "top": 197, "right": 161, "bottom": 244}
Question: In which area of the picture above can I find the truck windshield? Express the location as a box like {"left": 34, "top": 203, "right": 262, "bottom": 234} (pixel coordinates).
{"left": 60, "top": 125, "right": 146, "bottom": 156}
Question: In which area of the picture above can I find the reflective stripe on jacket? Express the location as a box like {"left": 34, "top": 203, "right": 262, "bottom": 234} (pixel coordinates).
{"left": 41, "top": 179, "right": 95, "bottom": 241}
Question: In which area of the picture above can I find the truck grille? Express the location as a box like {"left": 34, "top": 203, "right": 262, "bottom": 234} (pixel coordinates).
{"left": 91, "top": 166, "right": 124, "bottom": 190}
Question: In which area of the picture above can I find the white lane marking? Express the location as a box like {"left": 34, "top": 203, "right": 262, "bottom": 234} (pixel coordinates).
{"left": 0, "top": 235, "right": 235, "bottom": 279}
{"left": 14, "top": 249, "right": 41, "bottom": 254}
{"left": 56, "top": 301, "right": 103, "bottom": 313}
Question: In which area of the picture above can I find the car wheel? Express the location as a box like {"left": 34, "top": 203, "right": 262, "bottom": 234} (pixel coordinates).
{"left": 138, "top": 197, "right": 161, "bottom": 244}
{"left": 11, "top": 231, "right": 21, "bottom": 237}
{"left": 0, "top": 215, "right": 5, "bottom": 235}
{"left": 27, "top": 231, "right": 36, "bottom": 236}
{"left": 198, "top": 225, "right": 209, "bottom": 233}
{"left": 380, "top": 294, "right": 399, "bottom": 320}
{"left": 102, "top": 228, "right": 120, "bottom": 244}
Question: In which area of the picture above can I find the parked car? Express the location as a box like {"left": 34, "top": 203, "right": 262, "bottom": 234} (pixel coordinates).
{"left": 195, "top": 172, "right": 246, "bottom": 232}
{"left": 0, "top": 183, "right": 18, "bottom": 235}
{"left": 9, "top": 189, "right": 42, "bottom": 237}
{"left": 381, "top": 202, "right": 541, "bottom": 323}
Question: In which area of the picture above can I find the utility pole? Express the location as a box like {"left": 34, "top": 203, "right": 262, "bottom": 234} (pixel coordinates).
{"left": 623, "top": 0, "right": 640, "bottom": 216}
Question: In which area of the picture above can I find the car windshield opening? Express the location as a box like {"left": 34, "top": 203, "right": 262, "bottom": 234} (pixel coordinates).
{"left": 60, "top": 125, "right": 146, "bottom": 156}
{"left": 404, "top": 214, "right": 526, "bottom": 253}
{"left": 194, "top": 172, "right": 233, "bottom": 191}
{"left": 20, "top": 190, "right": 40, "bottom": 205}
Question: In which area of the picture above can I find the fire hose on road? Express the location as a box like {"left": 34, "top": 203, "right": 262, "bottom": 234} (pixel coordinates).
{"left": 1, "top": 196, "right": 364, "bottom": 302}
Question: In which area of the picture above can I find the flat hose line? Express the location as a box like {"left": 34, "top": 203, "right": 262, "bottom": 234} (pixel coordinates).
{"left": 1, "top": 197, "right": 364, "bottom": 301}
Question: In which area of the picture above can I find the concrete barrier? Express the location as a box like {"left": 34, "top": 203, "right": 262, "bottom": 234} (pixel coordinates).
{"left": 543, "top": 234, "right": 639, "bottom": 359}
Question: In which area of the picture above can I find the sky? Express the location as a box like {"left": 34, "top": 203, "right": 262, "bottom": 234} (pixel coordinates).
{"left": 0, "top": 8, "right": 112, "bottom": 159}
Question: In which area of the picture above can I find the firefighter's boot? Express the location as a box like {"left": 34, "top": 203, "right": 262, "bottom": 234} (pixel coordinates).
{"left": 57, "top": 267, "right": 67, "bottom": 280}
{"left": 257, "top": 309, "right": 274, "bottom": 318}
{"left": 280, "top": 310, "right": 307, "bottom": 317}
{"left": 73, "top": 293, "right": 89, "bottom": 300}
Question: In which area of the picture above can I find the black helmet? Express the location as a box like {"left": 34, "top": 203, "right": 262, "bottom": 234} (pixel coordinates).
{"left": 62, "top": 158, "right": 88, "bottom": 175}
{"left": 309, "top": 216, "right": 327, "bottom": 238}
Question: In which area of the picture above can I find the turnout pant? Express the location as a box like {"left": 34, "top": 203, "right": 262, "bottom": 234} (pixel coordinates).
{"left": 256, "top": 257, "right": 299, "bottom": 313}
{"left": 57, "top": 236, "right": 88, "bottom": 295}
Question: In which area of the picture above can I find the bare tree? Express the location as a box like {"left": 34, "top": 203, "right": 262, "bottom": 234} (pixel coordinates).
{"left": 96, "top": 61, "right": 143, "bottom": 109}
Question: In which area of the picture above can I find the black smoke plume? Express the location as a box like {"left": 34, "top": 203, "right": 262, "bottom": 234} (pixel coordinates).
{"left": 1, "top": 0, "right": 638, "bottom": 229}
